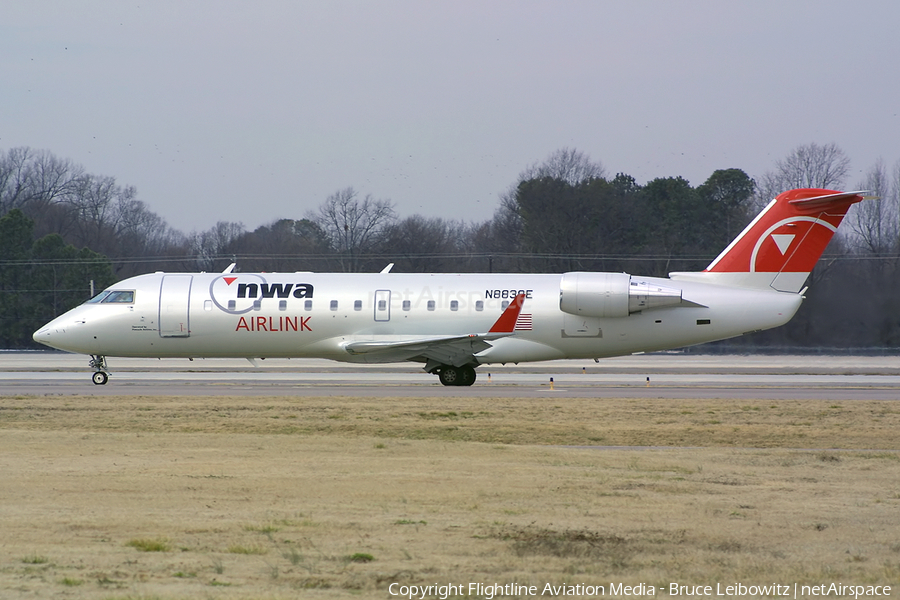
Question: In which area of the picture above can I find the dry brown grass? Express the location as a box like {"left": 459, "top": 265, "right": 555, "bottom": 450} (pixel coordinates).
{"left": 0, "top": 394, "right": 899, "bottom": 599}
{"left": 3, "top": 394, "right": 899, "bottom": 448}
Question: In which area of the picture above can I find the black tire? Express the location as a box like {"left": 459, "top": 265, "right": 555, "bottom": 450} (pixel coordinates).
{"left": 438, "top": 367, "right": 459, "bottom": 386}
{"left": 92, "top": 371, "right": 109, "bottom": 385}
{"left": 458, "top": 365, "right": 477, "bottom": 386}
{"left": 438, "top": 365, "right": 477, "bottom": 386}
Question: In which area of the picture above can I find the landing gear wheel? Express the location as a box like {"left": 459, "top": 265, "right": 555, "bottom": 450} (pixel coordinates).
{"left": 438, "top": 367, "right": 460, "bottom": 386}
{"left": 457, "top": 365, "right": 476, "bottom": 386}
{"left": 437, "top": 365, "right": 477, "bottom": 387}
{"left": 92, "top": 371, "right": 109, "bottom": 385}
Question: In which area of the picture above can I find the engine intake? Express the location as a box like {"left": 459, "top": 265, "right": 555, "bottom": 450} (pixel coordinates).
{"left": 559, "top": 272, "right": 684, "bottom": 318}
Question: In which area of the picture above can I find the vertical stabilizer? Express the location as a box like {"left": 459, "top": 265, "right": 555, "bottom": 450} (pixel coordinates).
{"left": 671, "top": 188, "right": 867, "bottom": 292}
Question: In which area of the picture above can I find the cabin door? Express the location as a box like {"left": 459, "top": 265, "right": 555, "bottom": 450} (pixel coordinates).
{"left": 374, "top": 289, "right": 391, "bottom": 322}
{"left": 159, "top": 275, "right": 193, "bottom": 337}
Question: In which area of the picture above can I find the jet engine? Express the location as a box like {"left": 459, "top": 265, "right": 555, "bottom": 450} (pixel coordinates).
{"left": 559, "top": 272, "right": 685, "bottom": 318}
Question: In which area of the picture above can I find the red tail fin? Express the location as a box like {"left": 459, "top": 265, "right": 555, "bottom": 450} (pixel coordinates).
{"left": 691, "top": 188, "right": 866, "bottom": 292}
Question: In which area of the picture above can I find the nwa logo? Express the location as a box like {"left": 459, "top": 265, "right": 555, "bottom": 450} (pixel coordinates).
{"left": 209, "top": 274, "right": 315, "bottom": 314}
{"left": 750, "top": 216, "right": 837, "bottom": 273}
{"left": 235, "top": 281, "right": 314, "bottom": 299}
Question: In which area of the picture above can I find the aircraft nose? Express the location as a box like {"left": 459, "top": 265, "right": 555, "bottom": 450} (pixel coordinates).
{"left": 33, "top": 324, "right": 61, "bottom": 346}
{"left": 33, "top": 311, "right": 101, "bottom": 354}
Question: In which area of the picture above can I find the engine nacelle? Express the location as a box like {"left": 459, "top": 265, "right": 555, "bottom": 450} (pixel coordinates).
{"left": 559, "top": 272, "right": 684, "bottom": 318}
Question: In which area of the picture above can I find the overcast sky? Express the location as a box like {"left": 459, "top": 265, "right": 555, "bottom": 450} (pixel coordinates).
{"left": 4, "top": 1, "right": 899, "bottom": 233}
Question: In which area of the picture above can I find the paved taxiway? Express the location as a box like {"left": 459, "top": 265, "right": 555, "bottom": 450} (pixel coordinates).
{"left": 2, "top": 351, "right": 898, "bottom": 399}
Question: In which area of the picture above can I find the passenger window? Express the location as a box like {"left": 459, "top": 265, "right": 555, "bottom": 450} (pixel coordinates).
{"left": 354, "top": 300, "right": 363, "bottom": 311}
{"left": 450, "top": 300, "right": 458, "bottom": 311}
{"left": 304, "top": 300, "right": 313, "bottom": 311}
{"left": 330, "top": 300, "right": 338, "bottom": 311}
{"left": 204, "top": 300, "right": 212, "bottom": 312}
{"left": 402, "top": 300, "right": 411, "bottom": 311}
{"left": 253, "top": 300, "right": 261, "bottom": 311}
{"left": 228, "top": 300, "right": 236, "bottom": 310}
{"left": 279, "top": 300, "right": 288, "bottom": 311}
{"left": 378, "top": 300, "right": 387, "bottom": 310}
{"left": 427, "top": 300, "right": 435, "bottom": 311}
{"left": 475, "top": 301, "right": 484, "bottom": 311}
{"left": 501, "top": 300, "right": 509, "bottom": 309}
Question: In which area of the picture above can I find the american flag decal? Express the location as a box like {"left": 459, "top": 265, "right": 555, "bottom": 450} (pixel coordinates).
{"left": 514, "top": 313, "right": 533, "bottom": 331}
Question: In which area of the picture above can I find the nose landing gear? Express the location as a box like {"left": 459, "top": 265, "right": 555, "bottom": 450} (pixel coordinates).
{"left": 89, "top": 355, "right": 109, "bottom": 385}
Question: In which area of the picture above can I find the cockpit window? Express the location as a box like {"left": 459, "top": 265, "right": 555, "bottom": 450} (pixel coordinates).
{"left": 103, "top": 290, "right": 135, "bottom": 303}
{"left": 84, "top": 290, "right": 135, "bottom": 305}
{"left": 102, "top": 290, "right": 135, "bottom": 303}
{"left": 85, "top": 291, "right": 112, "bottom": 304}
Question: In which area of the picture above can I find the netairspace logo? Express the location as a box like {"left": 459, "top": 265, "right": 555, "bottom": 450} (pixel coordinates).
{"left": 386, "top": 581, "right": 893, "bottom": 599}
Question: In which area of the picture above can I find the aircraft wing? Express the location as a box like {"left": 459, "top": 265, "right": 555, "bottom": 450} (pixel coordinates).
{"left": 342, "top": 331, "right": 514, "bottom": 366}
{"left": 341, "top": 293, "right": 527, "bottom": 367}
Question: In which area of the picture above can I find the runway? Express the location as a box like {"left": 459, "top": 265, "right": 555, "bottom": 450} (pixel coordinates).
{"left": 2, "top": 351, "right": 899, "bottom": 399}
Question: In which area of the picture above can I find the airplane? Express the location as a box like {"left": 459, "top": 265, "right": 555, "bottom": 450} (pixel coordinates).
{"left": 33, "top": 188, "right": 868, "bottom": 386}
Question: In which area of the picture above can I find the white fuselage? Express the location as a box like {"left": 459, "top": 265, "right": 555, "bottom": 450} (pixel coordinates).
{"left": 34, "top": 271, "right": 802, "bottom": 365}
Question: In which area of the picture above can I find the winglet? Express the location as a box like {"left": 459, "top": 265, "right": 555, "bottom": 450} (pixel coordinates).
{"left": 489, "top": 293, "right": 526, "bottom": 333}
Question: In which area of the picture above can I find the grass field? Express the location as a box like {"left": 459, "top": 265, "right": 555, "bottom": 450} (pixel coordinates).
{"left": 1, "top": 394, "right": 898, "bottom": 599}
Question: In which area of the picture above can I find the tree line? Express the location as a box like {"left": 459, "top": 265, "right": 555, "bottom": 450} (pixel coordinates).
{"left": 2, "top": 144, "right": 898, "bottom": 349}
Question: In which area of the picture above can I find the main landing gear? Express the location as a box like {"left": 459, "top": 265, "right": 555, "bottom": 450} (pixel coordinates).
{"left": 89, "top": 355, "right": 109, "bottom": 385}
{"left": 435, "top": 364, "right": 477, "bottom": 387}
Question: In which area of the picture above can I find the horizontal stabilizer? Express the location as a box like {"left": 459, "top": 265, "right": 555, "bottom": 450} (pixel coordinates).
{"left": 788, "top": 190, "right": 870, "bottom": 211}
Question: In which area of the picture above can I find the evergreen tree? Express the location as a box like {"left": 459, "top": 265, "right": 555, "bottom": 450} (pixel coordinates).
{"left": 0, "top": 210, "right": 114, "bottom": 348}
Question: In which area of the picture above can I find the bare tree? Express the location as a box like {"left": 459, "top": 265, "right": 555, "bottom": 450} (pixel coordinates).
{"left": 311, "top": 187, "right": 396, "bottom": 271}
{"left": 64, "top": 175, "right": 113, "bottom": 247}
{"left": 519, "top": 147, "right": 606, "bottom": 185}
{"left": 63, "top": 174, "right": 125, "bottom": 253}
{"left": 0, "top": 147, "right": 82, "bottom": 214}
{"left": 754, "top": 142, "right": 851, "bottom": 211}
{"left": 381, "top": 215, "right": 472, "bottom": 272}
{"left": 779, "top": 142, "right": 850, "bottom": 188}
{"left": 190, "top": 221, "right": 246, "bottom": 271}
{"left": 894, "top": 159, "right": 900, "bottom": 252}
{"left": 28, "top": 150, "right": 81, "bottom": 211}
{"left": 114, "top": 196, "right": 185, "bottom": 270}
{"left": 849, "top": 158, "right": 899, "bottom": 254}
